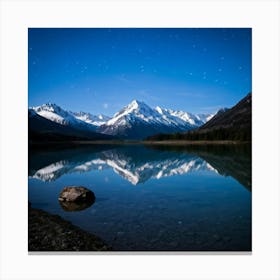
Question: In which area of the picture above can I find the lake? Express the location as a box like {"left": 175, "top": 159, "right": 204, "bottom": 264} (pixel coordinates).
{"left": 28, "top": 143, "right": 251, "bottom": 251}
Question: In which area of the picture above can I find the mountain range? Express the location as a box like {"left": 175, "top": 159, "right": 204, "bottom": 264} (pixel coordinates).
{"left": 29, "top": 100, "right": 214, "bottom": 141}
{"left": 146, "top": 93, "right": 252, "bottom": 141}
{"left": 29, "top": 107, "right": 114, "bottom": 142}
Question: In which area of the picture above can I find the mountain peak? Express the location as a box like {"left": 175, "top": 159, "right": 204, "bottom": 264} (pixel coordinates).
{"left": 34, "top": 103, "right": 62, "bottom": 113}
{"left": 128, "top": 99, "right": 146, "bottom": 109}
{"left": 119, "top": 100, "right": 152, "bottom": 115}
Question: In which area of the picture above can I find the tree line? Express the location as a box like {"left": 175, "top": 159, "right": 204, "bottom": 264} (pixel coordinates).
{"left": 146, "top": 127, "right": 251, "bottom": 142}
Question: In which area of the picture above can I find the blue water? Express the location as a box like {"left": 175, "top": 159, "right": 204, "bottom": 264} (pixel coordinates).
{"left": 28, "top": 144, "right": 251, "bottom": 251}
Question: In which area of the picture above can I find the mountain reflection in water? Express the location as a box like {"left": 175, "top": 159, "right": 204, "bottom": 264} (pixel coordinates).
{"left": 29, "top": 143, "right": 251, "bottom": 251}
{"left": 29, "top": 144, "right": 251, "bottom": 191}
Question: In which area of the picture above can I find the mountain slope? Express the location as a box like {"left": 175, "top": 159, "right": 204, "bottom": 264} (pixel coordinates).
{"left": 29, "top": 109, "right": 114, "bottom": 142}
{"left": 31, "top": 103, "right": 98, "bottom": 131}
{"left": 98, "top": 100, "right": 213, "bottom": 139}
{"left": 70, "top": 112, "right": 110, "bottom": 126}
{"left": 29, "top": 101, "right": 213, "bottom": 141}
{"left": 200, "top": 93, "right": 251, "bottom": 131}
{"left": 146, "top": 93, "right": 252, "bottom": 141}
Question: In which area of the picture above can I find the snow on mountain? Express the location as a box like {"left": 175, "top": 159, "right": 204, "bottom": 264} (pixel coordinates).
{"left": 155, "top": 106, "right": 210, "bottom": 127}
{"left": 32, "top": 103, "right": 76, "bottom": 125}
{"left": 28, "top": 108, "right": 38, "bottom": 118}
{"left": 196, "top": 113, "right": 214, "bottom": 123}
{"left": 105, "top": 100, "right": 166, "bottom": 127}
{"left": 99, "top": 100, "right": 213, "bottom": 139}
{"left": 30, "top": 101, "right": 214, "bottom": 139}
{"left": 31, "top": 103, "right": 98, "bottom": 131}
{"left": 71, "top": 111, "right": 110, "bottom": 126}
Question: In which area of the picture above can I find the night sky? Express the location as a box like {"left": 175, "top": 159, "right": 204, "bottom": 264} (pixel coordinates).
{"left": 28, "top": 28, "right": 251, "bottom": 115}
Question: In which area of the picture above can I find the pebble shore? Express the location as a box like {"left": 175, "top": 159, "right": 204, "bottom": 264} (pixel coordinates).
{"left": 28, "top": 205, "right": 111, "bottom": 251}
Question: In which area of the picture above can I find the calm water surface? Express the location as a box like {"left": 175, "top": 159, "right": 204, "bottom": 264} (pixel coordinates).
{"left": 28, "top": 144, "right": 251, "bottom": 251}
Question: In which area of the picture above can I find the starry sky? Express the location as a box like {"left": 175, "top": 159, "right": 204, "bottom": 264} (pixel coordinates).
{"left": 28, "top": 28, "right": 251, "bottom": 116}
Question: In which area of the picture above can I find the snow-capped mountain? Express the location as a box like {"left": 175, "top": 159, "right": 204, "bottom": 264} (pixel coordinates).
{"left": 31, "top": 103, "right": 110, "bottom": 132}
{"left": 31, "top": 103, "right": 98, "bottom": 131}
{"left": 98, "top": 100, "right": 213, "bottom": 139}
{"left": 155, "top": 107, "right": 205, "bottom": 127}
{"left": 30, "top": 101, "right": 214, "bottom": 140}
{"left": 70, "top": 112, "right": 110, "bottom": 126}
{"left": 29, "top": 108, "right": 115, "bottom": 141}
{"left": 195, "top": 113, "right": 214, "bottom": 123}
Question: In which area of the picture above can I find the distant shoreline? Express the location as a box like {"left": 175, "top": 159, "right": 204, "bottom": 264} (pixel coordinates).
{"left": 30, "top": 140, "right": 250, "bottom": 146}
{"left": 144, "top": 140, "right": 250, "bottom": 145}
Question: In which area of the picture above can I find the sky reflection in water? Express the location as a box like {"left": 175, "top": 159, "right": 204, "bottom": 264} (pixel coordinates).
{"left": 28, "top": 144, "right": 251, "bottom": 251}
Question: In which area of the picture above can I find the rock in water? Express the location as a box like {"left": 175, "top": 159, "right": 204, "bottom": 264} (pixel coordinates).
{"left": 59, "top": 200, "right": 94, "bottom": 212}
{"left": 59, "top": 186, "right": 95, "bottom": 203}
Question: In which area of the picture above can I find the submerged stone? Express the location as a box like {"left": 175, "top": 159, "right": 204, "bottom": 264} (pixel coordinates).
{"left": 58, "top": 186, "right": 95, "bottom": 211}
{"left": 59, "top": 186, "right": 95, "bottom": 202}
{"left": 59, "top": 200, "right": 95, "bottom": 212}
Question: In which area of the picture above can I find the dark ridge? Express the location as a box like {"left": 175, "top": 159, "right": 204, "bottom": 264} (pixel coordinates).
{"left": 146, "top": 93, "right": 252, "bottom": 142}
{"left": 200, "top": 92, "right": 251, "bottom": 131}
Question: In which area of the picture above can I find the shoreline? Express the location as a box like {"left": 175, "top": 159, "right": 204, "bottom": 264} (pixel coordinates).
{"left": 29, "top": 205, "right": 111, "bottom": 251}
{"left": 30, "top": 140, "right": 251, "bottom": 146}
{"left": 144, "top": 140, "right": 250, "bottom": 145}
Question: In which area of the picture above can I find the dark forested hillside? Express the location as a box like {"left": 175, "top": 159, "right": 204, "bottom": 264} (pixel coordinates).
{"left": 146, "top": 93, "right": 252, "bottom": 142}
